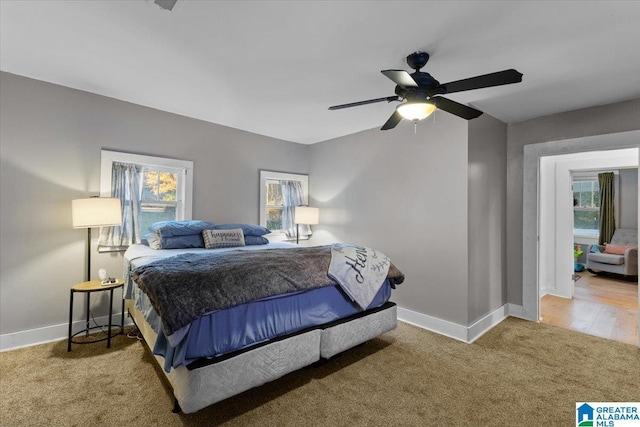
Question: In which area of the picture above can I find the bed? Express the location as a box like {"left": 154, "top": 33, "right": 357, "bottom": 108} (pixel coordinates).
{"left": 123, "top": 242, "right": 403, "bottom": 414}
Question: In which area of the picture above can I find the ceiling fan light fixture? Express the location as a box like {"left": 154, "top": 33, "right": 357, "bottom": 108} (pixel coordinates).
{"left": 396, "top": 100, "right": 436, "bottom": 121}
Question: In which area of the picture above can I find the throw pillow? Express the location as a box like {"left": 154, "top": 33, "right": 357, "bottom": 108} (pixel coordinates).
{"left": 202, "top": 228, "right": 246, "bottom": 249}
{"left": 604, "top": 243, "right": 637, "bottom": 255}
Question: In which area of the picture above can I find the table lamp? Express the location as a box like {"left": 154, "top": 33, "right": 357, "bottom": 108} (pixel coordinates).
{"left": 294, "top": 206, "right": 319, "bottom": 244}
{"left": 72, "top": 197, "right": 122, "bottom": 282}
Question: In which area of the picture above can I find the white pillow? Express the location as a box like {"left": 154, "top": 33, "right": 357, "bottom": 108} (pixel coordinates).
{"left": 202, "top": 228, "right": 245, "bottom": 249}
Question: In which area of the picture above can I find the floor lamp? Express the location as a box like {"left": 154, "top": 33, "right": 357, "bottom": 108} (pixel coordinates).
{"left": 72, "top": 197, "right": 122, "bottom": 282}
{"left": 294, "top": 206, "right": 319, "bottom": 244}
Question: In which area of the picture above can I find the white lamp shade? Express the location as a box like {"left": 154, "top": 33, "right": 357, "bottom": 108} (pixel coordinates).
{"left": 294, "top": 206, "right": 319, "bottom": 225}
{"left": 396, "top": 101, "right": 436, "bottom": 121}
{"left": 72, "top": 198, "right": 122, "bottom": 228}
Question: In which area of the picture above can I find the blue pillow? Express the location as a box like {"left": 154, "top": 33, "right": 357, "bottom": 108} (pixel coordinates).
{"left": 215, "top": 223, "right": 271, "bottom": 237}
{"left": 590, "top": 245, "right": 601, "bottom": 253}
{"left": 149, "top": 220, "right": 215, "bottom": 238}
{"left": 145, "top": 232, "right": 204, "bottom": 250}
{"left": 244, "top": 235, "right": 269, "bottom": 245}
{"left": 145, "top": 232, "right": 160, "bottom": 249}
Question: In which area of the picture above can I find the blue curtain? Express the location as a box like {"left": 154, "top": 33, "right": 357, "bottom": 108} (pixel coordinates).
{"left": 98, "top": 162, "right": 142, "bottom": 248}
{"left": 281, "top": 180, "right": 310, "bottom": 240}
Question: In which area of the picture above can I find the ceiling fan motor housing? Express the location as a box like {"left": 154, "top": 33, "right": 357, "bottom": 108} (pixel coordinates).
{"left": 406, "top": 52, "right": 430, "bottom": 71}
{"left": 395, "top": 72, "right": 441, "bottom": 101}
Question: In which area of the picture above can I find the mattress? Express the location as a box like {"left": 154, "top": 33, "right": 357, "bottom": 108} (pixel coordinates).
{"left": 124, "top": 243, "right": 393, "bottom": 371}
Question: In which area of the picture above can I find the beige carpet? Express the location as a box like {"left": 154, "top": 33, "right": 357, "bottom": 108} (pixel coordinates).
{"left": 1, "top": 318, "right": 638, "bottom": 426}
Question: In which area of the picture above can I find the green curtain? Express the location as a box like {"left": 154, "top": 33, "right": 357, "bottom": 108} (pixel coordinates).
{"left": 598, "top": 172, "right": 615, "bottom": 245}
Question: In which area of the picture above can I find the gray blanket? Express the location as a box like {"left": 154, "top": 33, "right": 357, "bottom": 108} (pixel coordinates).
{"left": 133, "top": 245, "right": 404, "bottom": 338}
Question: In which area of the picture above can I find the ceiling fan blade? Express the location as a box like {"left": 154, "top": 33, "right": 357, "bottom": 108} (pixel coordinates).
{"left": 432, "top": 97, "right": 483, "bottom": 120}
{"left": 381, "top": 70, "right": 419, "bottom": 88}
{"left": 381, "top": 111, "right": 403, "bottom": 130}
{"left": 441, "top": 69, "right": 523, "bottom": 94}
{"left": 154, "top": 0, "right": 177, "bottom": 11}
{"left": 328, "top": 96, "right": 399, "bottom": 110}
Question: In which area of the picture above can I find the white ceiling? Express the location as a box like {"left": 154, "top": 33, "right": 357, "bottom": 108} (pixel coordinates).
{"left": 1, "top": 1, "right": 639, "bottom": 144}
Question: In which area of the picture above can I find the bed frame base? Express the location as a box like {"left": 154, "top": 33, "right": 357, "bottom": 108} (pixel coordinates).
{"left": 126, "top": 299, "right": 397, "bottom": 414}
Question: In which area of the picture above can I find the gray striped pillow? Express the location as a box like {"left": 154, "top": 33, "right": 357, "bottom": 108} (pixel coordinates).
{"left": 202, "top": 228, "right": 246, "bottom": 249}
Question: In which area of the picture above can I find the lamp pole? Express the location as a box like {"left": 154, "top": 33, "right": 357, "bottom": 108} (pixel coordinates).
{"left": 86, "top": 228, "right": 92, "bottom": 282}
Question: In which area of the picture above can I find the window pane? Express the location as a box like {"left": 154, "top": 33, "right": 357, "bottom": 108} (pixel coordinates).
{"left": 142, "top": 170, "right": 177, "bottom": 202}
{"left": 266, "top": 208, "right": 282, "bottom": 230}
{"left": 266, "top": 182, "right": 283, "bottom": 206}
{"left": 139, "top": 205, "right": 177, "bottom": 234}
{"left": 580, "top": 181, "right": 591, "bottom": 192}
{"left": 574, "top": 210, "right": 600, "bottom": 230}
{"left": 579, "top": 190, "right": 591, "bottom": 207}
{"left": 593, "top": 188, "right": 600, "bottom": 207}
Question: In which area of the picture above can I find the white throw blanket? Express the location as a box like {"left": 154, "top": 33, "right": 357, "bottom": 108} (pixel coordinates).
{"left": 328, "top": 244, "right": 391, "bottom": 310}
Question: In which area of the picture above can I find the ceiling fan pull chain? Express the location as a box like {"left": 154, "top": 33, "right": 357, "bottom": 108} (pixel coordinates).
{"left": 414, "top": 120, "right": 417, "bottom": 134}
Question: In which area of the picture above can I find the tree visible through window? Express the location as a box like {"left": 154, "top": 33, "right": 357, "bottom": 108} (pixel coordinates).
{"left": 265, "top": 180, "right": 284, "bottom": 230}
{"left": 139, "top": 168, "right": 179, "bottom": 234}
{"left": 573, "top": 180, "right": 600, "bottom": 233}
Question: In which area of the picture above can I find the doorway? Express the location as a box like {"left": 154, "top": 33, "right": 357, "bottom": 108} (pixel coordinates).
{"left": 521, "top": 132, "right": 639, "bottom": 348}
{"left": 537, "top": 149, "right": 638, "bottom": 344}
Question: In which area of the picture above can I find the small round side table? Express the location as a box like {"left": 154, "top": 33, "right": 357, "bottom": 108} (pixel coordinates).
{"left": 67, "top": 279, "right": 124, "bottom": 352}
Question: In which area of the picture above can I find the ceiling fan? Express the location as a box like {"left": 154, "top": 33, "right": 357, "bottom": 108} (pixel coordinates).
{"left": 328, "top": 52, "right": 523, "bottom": 130}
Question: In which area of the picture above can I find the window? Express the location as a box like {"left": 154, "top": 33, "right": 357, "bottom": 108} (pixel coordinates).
{"left": 99, "top": 150, "right": 193, "bottom": 249}
{"left": 572, "top": 171, "right": 619, "bottom": 238}
{"left": 259, "top": 170, "right": 308, "bottom": 235}
{"left": 573, "top": 179, "right": 600, "bottom": 235}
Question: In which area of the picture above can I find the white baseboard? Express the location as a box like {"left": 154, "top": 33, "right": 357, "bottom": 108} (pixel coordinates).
{"left": 397, "top": 306, "right": 468, "bottom": 342}
{"left": 542, "top": 290, "right": 572, "bottom": 299}
{"left": 0, "top": 312, "right": 134, "bottom": 352}
{"left": 3, "top": 303, "right": 527, "bottom": 352}
{"left": 397, "top": 304, "right": 511, "bottom": 344}
{"left": 506, "top": 303, "right": 525, "bottom": 319}
{"left": 467, "top": 304, "right": 510, "bottom": 343}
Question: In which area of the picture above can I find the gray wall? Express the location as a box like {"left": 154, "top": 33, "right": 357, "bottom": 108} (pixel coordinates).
{"left": 506, "top": 98, "right": 640, "bottom": 306}
{"left": 619, "top": 168, "right": 638, "bottom": 229}
{"left": 4, "top": 69, "right": 635, "bottom": 339}
{"left": 309, "top": 112, "right": 470, "bottom": 325}
{"left": 0, "top": 72, "right": 309, "bottom": 334}
{"left": 467, "top": 115, "right": 507, "bottom": 324}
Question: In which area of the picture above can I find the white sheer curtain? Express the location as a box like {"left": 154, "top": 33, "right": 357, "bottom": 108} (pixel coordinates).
{"left": 98, "top": 162, "right": 142, "bottom": 248}
{"left": 281, "top": 180, "right": 311, "bottom": 240}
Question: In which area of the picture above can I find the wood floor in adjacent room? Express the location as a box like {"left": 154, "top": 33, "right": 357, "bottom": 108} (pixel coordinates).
{"left": 541, "top": 272, "right": 638, "bottom": 346}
